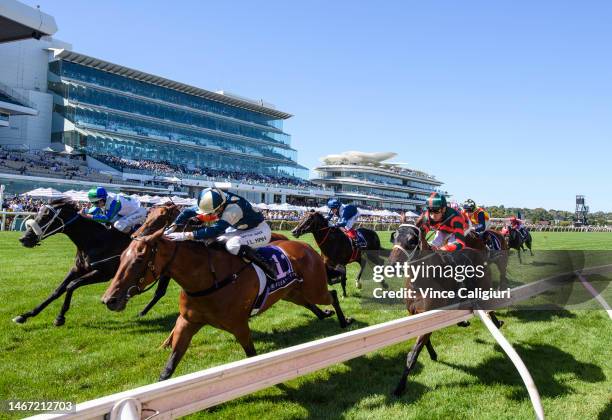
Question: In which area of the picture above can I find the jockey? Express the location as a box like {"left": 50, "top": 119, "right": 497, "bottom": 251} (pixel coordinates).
{"left": 81, "top": 187, "right": 147, "bottom": 234}
{"left": 462, "top": 199, "right": 490, "bottom": 236}
{"left": 326, "top": 198, "right": 364, "bottom": 247}
{"left": 416, "top": 192, "right": 467, "bottom": 252}
{"left": 165, "top": 187, "right": 276, "bottom": 278}
{"left": 509, "top": 215, "right": 529, "bottom": 240}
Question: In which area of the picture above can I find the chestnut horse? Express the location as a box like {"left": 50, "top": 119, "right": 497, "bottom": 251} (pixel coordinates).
{"left": 102, "top": 227, "right": 352, "bottom": 380}
{"left": 133, "top": 203, "right": 289, "bottom": 316}
{"left": 389, "top": 223, "right": 503, "bottom": 396}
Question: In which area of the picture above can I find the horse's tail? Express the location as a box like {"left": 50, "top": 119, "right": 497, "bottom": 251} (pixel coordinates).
{"left": 160, "top": 327, "right": 174, "bottom": 349}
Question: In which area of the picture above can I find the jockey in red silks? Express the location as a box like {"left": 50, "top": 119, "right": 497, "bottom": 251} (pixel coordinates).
{"left": 416, "top": 192, "right": 467, "bottom": 252}
{"left": 509, "top": 215, "right": 529, "bottom": 240}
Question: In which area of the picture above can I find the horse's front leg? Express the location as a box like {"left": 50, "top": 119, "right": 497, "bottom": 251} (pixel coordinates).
{"left": 393, "top": 333, "right": 431, "bottom": 396}
{"left": 54, "top": 269, "right": 107, "bottom": 326}
{"left": 159, "top": 315, "right": 204, "bottom": 381}
{"left": 13, "top": 268, "right": 81, "bottom": 324}
{"left": 139, "top": 275, "right": 171, "bottom": 317}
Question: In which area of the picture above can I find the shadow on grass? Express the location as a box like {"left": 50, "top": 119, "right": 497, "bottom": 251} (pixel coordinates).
{"left": 501, "top": 309, "right": 577, "bottom": 322}
{"left": 207, "top": 352, "right": 429, "bottom": 418}
{"left": 439, "top": 342, "right": 604, "bottom": 400}
{"left": 597, "top": 398, "right": 612, "bottom": 420}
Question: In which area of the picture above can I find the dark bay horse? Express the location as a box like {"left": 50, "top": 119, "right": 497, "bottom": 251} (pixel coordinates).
{"left": 505, "top": 225, "right": 533, "bottom": 263}
{"left": 15, "top": 198, "right": 169, "bottom": 326}
{"left": 389, "top": 223, "right": 503, "bottom": 396}
{"left": 102, "top": 227, "right": 352, "bottom": 380}
{"left": 291, "top": 210, "right": 382, "bottom": 296}
{"left": 463, "top": 229, "right": 510, "bottom": 289}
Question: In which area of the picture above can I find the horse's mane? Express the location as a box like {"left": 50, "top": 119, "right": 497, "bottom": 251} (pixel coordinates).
{"left": 49, "top": 197, "right": 79, "bottom": 211}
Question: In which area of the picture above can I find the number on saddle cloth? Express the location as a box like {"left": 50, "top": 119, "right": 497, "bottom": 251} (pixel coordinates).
{"left": 250, "top": 246, "right": 301, "bottom": 316}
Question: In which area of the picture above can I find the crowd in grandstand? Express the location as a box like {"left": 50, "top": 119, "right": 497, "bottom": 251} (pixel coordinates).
{"left": 94, "top": 154, "right": 317, "bottom": 188}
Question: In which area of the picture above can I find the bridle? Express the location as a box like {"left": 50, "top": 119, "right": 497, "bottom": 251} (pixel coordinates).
{"left": 25, "top": 204, "right": 79, "bottom": 242}
{"left": 294, "top": 213, "right": 333, "bottom": 246}
{"left": 127, "top": 235, "right": 178, "bottom": 298}
{"left": 391, "top": 223, "right": 423, "bottom": 261}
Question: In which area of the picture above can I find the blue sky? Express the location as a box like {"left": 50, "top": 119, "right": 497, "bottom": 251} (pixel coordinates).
{"left": 27, "top": 0, "right": 611, "bottom": 211}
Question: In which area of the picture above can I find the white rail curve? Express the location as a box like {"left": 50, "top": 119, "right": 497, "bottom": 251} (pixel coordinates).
{"left": 29, "top": 265, "right": 612, "bottom": 420}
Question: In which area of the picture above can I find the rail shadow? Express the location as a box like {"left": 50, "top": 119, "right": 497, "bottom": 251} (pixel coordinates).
{"left": 439, "top": 342, "right": 604, "bottom": 400}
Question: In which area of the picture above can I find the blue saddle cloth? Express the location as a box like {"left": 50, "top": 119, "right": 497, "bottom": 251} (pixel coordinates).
{"left": 250, "top": 246, "right": 300, "bottom": 316}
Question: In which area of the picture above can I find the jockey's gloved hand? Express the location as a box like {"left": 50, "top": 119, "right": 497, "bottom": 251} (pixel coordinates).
{"left": 164, "top": 224, "right": 177, "bottom": 235}
{"left": 165, "top": 232, "right": 194, "bottom": 241}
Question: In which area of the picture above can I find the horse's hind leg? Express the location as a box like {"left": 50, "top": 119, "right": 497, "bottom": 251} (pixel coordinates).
{"left": 139, "top": 275, "right": 171, "bottom": 317}
{"left": 330, "top": 289, "right": 352, "bottom": 328}
{"left": 425, "top": 336, "right": 437, "bottom": 361}
{"left": 394, "top": 333, "right": 431, "bottom": 396}
{"left": 159, "top": 315, "right": 204, "bottom": 381}
{"left": 13, "top": 269, "right": 80, "bottom": 324}
{"left": 489, "top": 311, "right": 504, "bottom": 329}
{"left": 284, "top": 292, "right": 334, "bottom": 320}
{"left": 54, "top": 270, "right": 107, "bottom": 326}
{"left": 355, "top": 258, "right": 365, "bottom": 291}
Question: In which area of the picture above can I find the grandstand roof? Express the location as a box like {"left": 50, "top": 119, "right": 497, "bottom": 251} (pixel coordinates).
{"left": 321, "top": 151, "right": 397, "bottom": 165}
{"left": 0, "top": 0, "right": 57, "bottom": 43}
{"left": 51, "top": 49, "right": 293, "bottom": 120}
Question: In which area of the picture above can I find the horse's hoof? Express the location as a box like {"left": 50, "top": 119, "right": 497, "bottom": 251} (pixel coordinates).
{"left": 53, "top": 317, "right": 65, "bottom": 327}
{"left": 392, "top": 385, "right": 405, "bottom": 397}
{"left": 457, "top": 321, "right": 470, "bottom": 328}
{"left": 323, "top": 309, "right": 335, "bottom": 318}
{"left": 341, "top": 317, "right": 353, "bottom": 328}
{"left": 430, "top": 353, "right": 438, "bottom": 362}
{"left": 12, "top": 315, "right": 27, "bottom": 324}
{"left": 497, "top": 320, "right": 505, "bottom": 329}
{"left": 138, "top": 311, "right": 147, "bottom": 318}
{"left": 355, "top": 281, "right": 362, "bottom": 289}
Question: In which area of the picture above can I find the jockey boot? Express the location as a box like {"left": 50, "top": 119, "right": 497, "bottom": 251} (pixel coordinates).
{"left": 237, "top": 245, "right": 277, "bottom": 279}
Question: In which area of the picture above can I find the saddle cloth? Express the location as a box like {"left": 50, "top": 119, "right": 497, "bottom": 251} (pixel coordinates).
{"left": 250, "top": 245, "right": 301, "bottom": 316}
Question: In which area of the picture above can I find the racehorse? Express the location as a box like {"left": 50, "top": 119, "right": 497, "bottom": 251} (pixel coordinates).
{"left": 291, "top": 210, "right": 383, "bottom": 296}
{"left": 463, "top": 229, "right": 510, "bottom": 289}
{"left": 101, "top": 227, "right": 353, "bottom": 381}
{"left": 388, "top": 223, "right": 503, "bottom": 396}
{"left": 504, "top": 225, "right": 533, "bottom": 264}
{"left": 133, "top": 203, "right": 290, "bottom": 316}
{"left": 15, "top": 198, "right": 169, "bottom": 326}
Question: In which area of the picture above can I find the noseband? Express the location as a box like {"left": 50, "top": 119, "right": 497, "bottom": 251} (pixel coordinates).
{"left": 26, "top": 204, "right": 79, "bottom": 241}
{"left": 392, "top": 223, "right": 422, "bottom": 261}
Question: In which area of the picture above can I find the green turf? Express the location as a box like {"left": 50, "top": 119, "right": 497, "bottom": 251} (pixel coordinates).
{"left": 0, "top": 231, "right": 610, "bottom": 419}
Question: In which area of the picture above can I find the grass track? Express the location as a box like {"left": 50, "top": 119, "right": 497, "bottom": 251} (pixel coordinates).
{"left": 0, "top": 231, "right": 610, "bottom": 419}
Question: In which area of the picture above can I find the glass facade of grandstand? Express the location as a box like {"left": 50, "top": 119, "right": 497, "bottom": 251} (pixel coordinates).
{"left": 48, "top": 60, "right": 307, "bottom": 179}
{"left": 313, "top": 166, "right": 443, "bottom": 211}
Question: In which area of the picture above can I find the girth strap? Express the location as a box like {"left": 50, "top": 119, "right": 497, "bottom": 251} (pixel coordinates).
{"left": 184, "top": 263, "right": 250, "bottom": 297}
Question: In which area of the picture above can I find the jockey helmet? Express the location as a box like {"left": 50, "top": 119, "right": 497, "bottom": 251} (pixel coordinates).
{"left": 426, "top": 192, "right": 447, "bottom": 211}
{"left": 327, "top": 198, "right": 341, "bottom": 210}
{"left": 463, "top": 199, "right": 476, "bottom": 212}
{"left": 87, "top": 187, "right": 108, "bottom": 203}
{"left": 510, "top": 216, "right": 517, "bottom": 222}
{"left": 197, "top": 187, "right": 227, "bottom": 215}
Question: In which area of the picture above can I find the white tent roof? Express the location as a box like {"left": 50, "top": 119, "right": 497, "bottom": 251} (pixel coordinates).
{"left": 21, "top": 188, "right": 65, "bottom": 199}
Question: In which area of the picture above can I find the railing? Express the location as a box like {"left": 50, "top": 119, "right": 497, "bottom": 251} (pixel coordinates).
{"left": 0, "top": 211, "right": 36, "bottom": 231}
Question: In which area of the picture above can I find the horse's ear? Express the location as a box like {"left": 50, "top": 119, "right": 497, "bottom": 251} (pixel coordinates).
{"left": 390, "top": 231, "right": 396, "bottom": 243}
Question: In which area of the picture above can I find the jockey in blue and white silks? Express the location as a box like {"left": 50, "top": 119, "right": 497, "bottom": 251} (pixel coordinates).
{"left": 165, "top": 187, "right": 276, "bottom": 278}
{"left": 326, "top": 198, "right": 364, "bottom": 246}
{"left": 327, "top": 198, "right": 360, "bottom": 229}
{"left": 81, "top": 187, "right": 147, "bottom": 233}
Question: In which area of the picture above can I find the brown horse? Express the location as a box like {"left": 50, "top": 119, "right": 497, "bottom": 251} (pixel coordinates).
{"left": 463, "top": 229, "right": 510, "bottom": 289}
{"left": 133, "top": 203, "right": 289, "bottom": 316}
{"left": 292, "top": 210, "right": 383, "bottom": 297}
{"left": 389, "top": 223, "right": 503, "bottom": 396}
{"left": 102, "top": 227, "right": 352, "bottom": 380}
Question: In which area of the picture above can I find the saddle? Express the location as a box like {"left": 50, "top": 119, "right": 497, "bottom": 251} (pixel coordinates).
{"left": 249, "top": 246, "right": 301, "bottom": 316}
